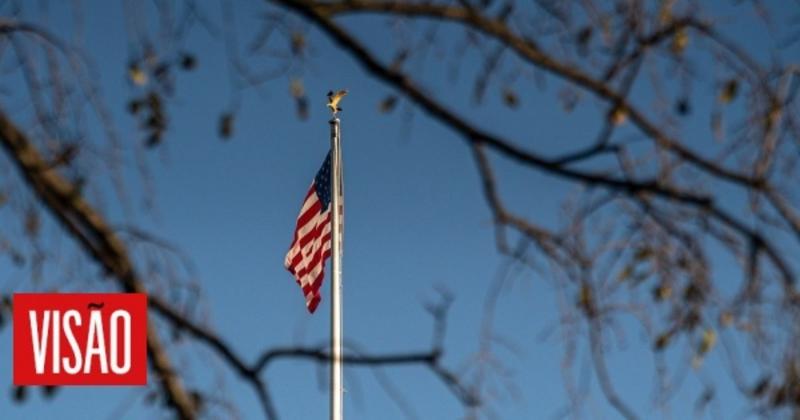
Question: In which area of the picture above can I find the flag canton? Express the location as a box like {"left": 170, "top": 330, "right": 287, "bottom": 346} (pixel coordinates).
{"left": 314, "top": 151, "right": 332, "bottom": 210}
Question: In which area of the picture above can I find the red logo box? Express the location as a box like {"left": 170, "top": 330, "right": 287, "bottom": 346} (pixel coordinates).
{"left": 13, "top": 293, "right": 147, "bottom": 386}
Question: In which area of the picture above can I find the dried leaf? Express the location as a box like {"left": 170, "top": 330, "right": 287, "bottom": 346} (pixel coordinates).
{"left": 190, "top": 390, "right": 205, "bottom": 412}
{"left": 720, "top": 311, "right": 734, "bottom": 327}
{"left": 128, "top": 62, "right": 147, "bottom": 86}
{"left": 296, "top": 96, "right": 309, "bottom": 120}
{"left": 290, "top": 79, "right": 304, "bottom": 98}
{"left": 608, "top": 106, "right": 627, "bottom": 125}
{"left": 41, "top": 385, "right": 58, "bottom": 399}
{"left": 390, "top": 49, "right": 409, "bottom": 72}
{"left": 290, "top": 79, "right": 309, "bottom": 120}
{"left": 671, "top": 28, "right": 689, "bottom": 54}
{"left": 675, "top": 98, "right": 690, "bottom": 116}
{"left": 502, "top": 88, "right": 519, "bottom": 108}
{"left": 145, "top": 133, "right": 162, "bottom": 148}
{"left": 153, "top": 63, "right": 173, "bottom": 94}
{"left": 180, "top": 53, "right": 197, "bottom": 71}
{"left": 577, "top": 284, "right": 594, "bottom": 315}
{"left": 652, "top": 284, "right": 672, "bottom": 301}
{"left": 684, "top": 283, "right": 704, "bottom": 303}
{"left": 219, "top": 113, "right": 234, "bottom": 139}
{"left": 684, "top": 309, "right": 701, "bottom": 330}
{"left": 634, "top": 247, "right": 653, "bottom": 261}
{"left": 719, "top": 79, "right": 739, "bottom": 104}
{"left": 144, "top": 390, "right": 158, "bottom": 405}
{"left": 711, "top": 110, "right": 724, "bottom": 141}
{"left": 558, "top": 88, "right": 579, "bottom": 112}
{"left": 290, "top": 32, "right": 306, "bottom": 56}
{"left": 127, "top": 99, "right": 142, "bottom": 115}
{"left": 751, "top": 377, "right": 769, "bottom": 397}
{"left": 146, "top": 114, "right": 166, "bottom": 131}
{"left": 24, "top": 209, "right": 39, "bottom": 238}
{"left": 659, "top": 0, "right": 675, "bottom": 24}
{"left": 696, "top": 388, "right": 714, "bottom": 407}
{"left": 693, "top": 345, "right": 717, "bottom": 369}
{"left": 576, "top": 26, "right": 592, "bottom": 56}
{"left": 72, "top": 176, "right": 86, "bottom": 195}
{"left": 51, "top": 144, "right": 78, "bottom": 167}
{"left": 617, "top": 265, "right": 633, "bottom": 282}
{"left": 698, "top": 328, "right": 716, "bottom": 355}
{"left": 770, "top": 387, "right": 786, "bottom": 406}
{"left": 765, "top": 105, "right": 781, "bottom": 133}
{"left": 12, "top": 386, "right": 26, "bottom": 403}
{"left": 147, "top": 92, "right": 162, "bottom": 113}
{"left": 172, "top": 327, "right": 183, "bottom": 342}
{"left": 11, "top": 251, "right": 25, "bottom": 267}
{"left": 154, "top": 63, "right": 169, "bottom": 79}
{"left": 654, "top": 331, "right": 671, "bottom": 350}
{"left": 691, "top": 355, "right": 703, "bottom": 369}
{"left": 497, "top": 2, "right": 513, "bottom": 21}
{"left": 379, "top": 95, "right": 398, "bottom": 113}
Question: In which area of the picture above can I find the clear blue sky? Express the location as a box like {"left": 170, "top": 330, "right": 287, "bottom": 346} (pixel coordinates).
{"left": 0, "top": 1, "right": 795, "bottom": 419}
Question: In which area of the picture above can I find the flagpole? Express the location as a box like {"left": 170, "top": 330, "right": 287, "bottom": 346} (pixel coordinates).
{"left": 329, "top": 116, "right": 344, "bottom": 420}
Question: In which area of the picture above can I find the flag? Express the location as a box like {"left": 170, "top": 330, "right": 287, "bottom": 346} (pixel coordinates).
{"left": 285, "top": 151, "right": 334, "bottom": 313}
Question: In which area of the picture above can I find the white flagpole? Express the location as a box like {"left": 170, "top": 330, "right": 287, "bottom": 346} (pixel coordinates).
{"left": 329, "top": 116, "right": 344, "bottom": 420}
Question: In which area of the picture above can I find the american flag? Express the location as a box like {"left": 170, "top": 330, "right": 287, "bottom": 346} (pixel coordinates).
{"left": 285, "top": 151, "right": 335, "bottom": 313}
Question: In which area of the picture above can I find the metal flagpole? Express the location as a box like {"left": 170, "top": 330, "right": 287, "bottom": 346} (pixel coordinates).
{"left": 329, "top": 115, "right": 344, "bottom": 420}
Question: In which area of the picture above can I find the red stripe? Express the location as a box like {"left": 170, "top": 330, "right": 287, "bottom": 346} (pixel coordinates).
{"left": 302, "top": 270, "right": 324, "bottom": 295}
{"left": 307, "top": 294, "right": 321, "bottom": 313}
{"left": 288, "top": 187, "right": 317, "bottom": 241}
{"left": 297, "top": 212, "right": 331, "bottom": 249}
{"left": 302, "top": 271, "right": 325, "bottom": 313}
{"left": 295, "top": 200, "right": 323, "bottom": 231}
{"left": 289, "top": 223, "right": 331, "bottom": 271}
{"left": 295, "top": 234, "right": 332, "bottom": 278}
{"left": 286, "top": 210, "right": 331, "bottom": 273}
{"left": 297, "top": 258, "right": 323, "bottom": 284}
{"left": 309, "top": 262, "right": 327, "bottom": 291}
{"left": 286, "top": 230, "right": 331, "bottom": 275}
{"left": 286, "top": 252, "right": 303, "bottom": 274}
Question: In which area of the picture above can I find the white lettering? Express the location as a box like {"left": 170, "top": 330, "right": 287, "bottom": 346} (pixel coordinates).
{"left": 109, "top": 310, "right": 131, "bottom": 374}
{"left": 83, "top": 311, "right": 108, "bottom": 374}
{"left": 27, "top": 308, "right": 133, "bottom": 375}
{"left": 29, "top": 310, "right": 50, "bottom": 374}
{"left": 62, "top": 310, "right": 82, "bottom": 374}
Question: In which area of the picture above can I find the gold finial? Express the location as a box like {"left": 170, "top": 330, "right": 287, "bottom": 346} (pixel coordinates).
{"left": 327, "top": 89, "right": 348, "bottom": 116}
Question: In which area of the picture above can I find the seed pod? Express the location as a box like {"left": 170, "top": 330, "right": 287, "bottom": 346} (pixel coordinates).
{"left": 219, "top": 113, "right": 234, "bottom": 139}
{"left": 128, "top": 62, "right": 147, "bottom": 86}
{"left": 719, "top": 79, "right": 739, "bottom": 104}
{"left": 379, "top": 95, "right": 398, "bottom": 113}
{"left": 180, "top": 53, "right": 197, "bottom": 71}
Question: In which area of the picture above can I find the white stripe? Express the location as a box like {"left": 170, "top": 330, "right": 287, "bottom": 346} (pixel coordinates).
{"left": 286, "top": 213, "right": 332, "bottom": 261}
{"left": 296, "top": 191, "right": 320, "bottom": 219}
{"left": 298, "top": 242, "right": 332, "bottom": 290}
{"left": 293, "top": 233, "right": 333, "bottom": 286}
{"left": 286, "top": 229, "right": 331, "bottom": 275}
{"left": 297, "top": 231, "right": 332, "bottom": 278}
{"left": 305, "top": 293, "right": 318, "bottom": 305}
{"left": 286, "top": 226, "right": 330, "bottom": 268}
{"left": 293, "top": 207, "right": 330, "bottom": 245}
{"left": 299, "top": 256, "right": 325, "bottom": 288}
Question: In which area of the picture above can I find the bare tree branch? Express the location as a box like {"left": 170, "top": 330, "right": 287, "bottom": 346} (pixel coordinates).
{"left": 0, "top": 106, "right": 197, "bottom": 419}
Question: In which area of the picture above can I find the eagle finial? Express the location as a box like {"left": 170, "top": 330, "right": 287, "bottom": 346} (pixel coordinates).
{"left": 327, "top": 89, "right": 348, "bottom": 116}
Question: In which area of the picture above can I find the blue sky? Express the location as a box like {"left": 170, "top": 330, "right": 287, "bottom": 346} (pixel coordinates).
{"left": 0, "top": 1, "right": 796, "bottom": 419}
